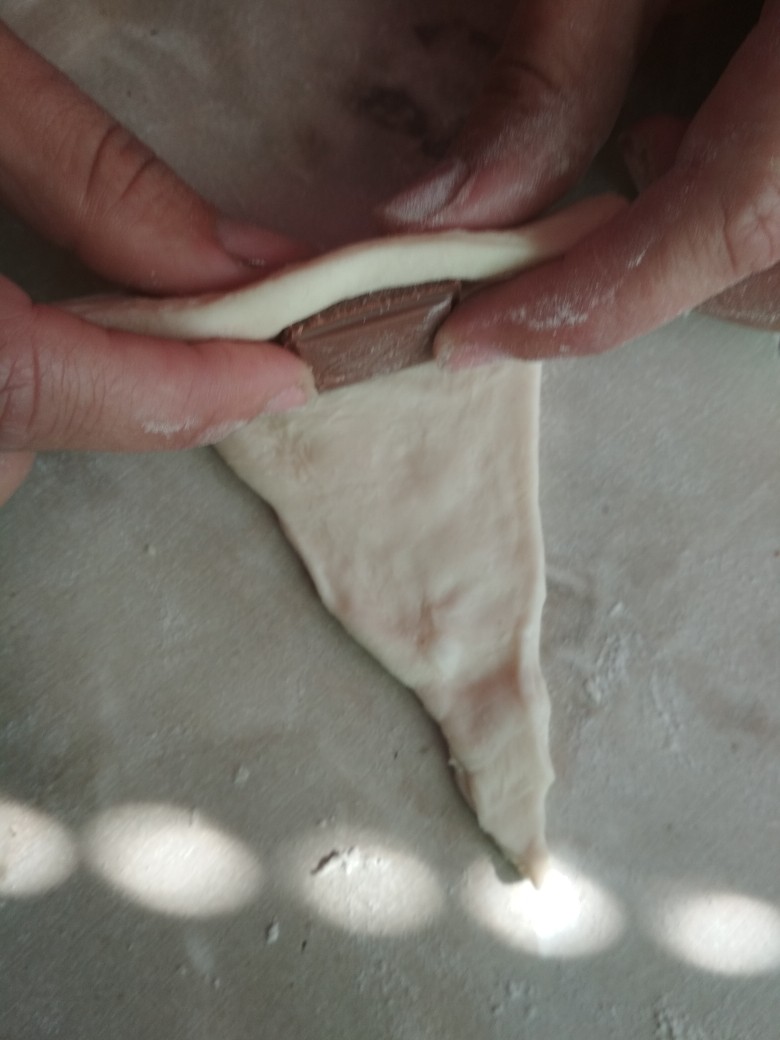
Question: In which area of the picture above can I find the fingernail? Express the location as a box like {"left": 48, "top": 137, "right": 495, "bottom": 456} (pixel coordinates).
{"left": 380, "top": 159, "right": 469, "bottom": 227}
{"left": 215, "top": 217, "right": 312, "bottom": 269}
{"left": 263, "top": 382, "right": 314, "bottom": 414}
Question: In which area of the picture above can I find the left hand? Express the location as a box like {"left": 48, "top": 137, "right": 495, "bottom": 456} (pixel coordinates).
{"left": 381, "top": 0, "right": 780, "bottom": 363}
{"left": 0, "top": 23, "right": 314, "bottom": 507}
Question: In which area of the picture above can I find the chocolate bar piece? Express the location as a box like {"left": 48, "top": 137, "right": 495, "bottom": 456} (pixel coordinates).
{"left": 278, "top": 281, "right": 462, "bottom": 390}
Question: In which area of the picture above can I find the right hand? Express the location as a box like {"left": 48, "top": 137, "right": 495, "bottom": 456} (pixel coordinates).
{"left": 381, "top": 0, "right": 780, "bottom": 364}
{"left": 0, "top": 22, "right": 314, "bottom": 506}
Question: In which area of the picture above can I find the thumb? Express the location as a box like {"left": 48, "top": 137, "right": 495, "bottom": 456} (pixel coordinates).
{"left": 380, "top": 0, "right": 652, "bottom": 230}
{"left": 0, "top": 275, "right": 314, "bottom": 454}
{"left": 621, "top": 114, "right": 780, "bottom": 332}
{"left": 0, "top": 23, "right": 309, "bottom": 295}
{"left": 435, "top": 3, "right": 780, "bottom": 361}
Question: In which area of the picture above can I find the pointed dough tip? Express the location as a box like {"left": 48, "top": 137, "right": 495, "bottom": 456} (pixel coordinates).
{"left": 514, "top": 840, "right": 550, "bottom": 889}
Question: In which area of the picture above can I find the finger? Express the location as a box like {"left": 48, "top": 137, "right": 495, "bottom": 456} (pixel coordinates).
{"left": 622, "top": 114, "right": 780, "bottom": 330}
{"left": 0, "top": 277, "right": 314, "bottom": 453}
{"left": 435, "top": 2, "right": 780, "bottom": 361}
{"left": 380, "top": 0, "right": 654, "bottom": 230}
{"left": 0, "top": 450, "right": 35, "bottom": 506}
{"left": 0, "top": 23, "right": 310, "bottom": 294}
{"left": 620, "top": 115, "right": 688, "bottom": 191}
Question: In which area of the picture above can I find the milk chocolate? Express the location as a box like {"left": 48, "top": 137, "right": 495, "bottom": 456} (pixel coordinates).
{"left": 278, "top": 280, "right": 462, "bottom": 390}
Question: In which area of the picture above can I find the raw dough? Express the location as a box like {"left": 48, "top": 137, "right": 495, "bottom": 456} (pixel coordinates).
{"left": 221, "top": 360, "right": 551, "bottom": 880}
{"left": 75, "top": 194, "right": 623, "bottom": 880}
{"left": 68, "top": 195, "right": 623, "bottom": 341}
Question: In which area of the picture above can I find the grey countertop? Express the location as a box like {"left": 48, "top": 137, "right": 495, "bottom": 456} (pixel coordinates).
{"left": 2, "top": 3, "right": 779, "bottom": 1038}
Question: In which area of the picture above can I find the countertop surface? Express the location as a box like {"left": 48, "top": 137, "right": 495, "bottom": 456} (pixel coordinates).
{"left": 1, "top": 3, "right": 779, "bottom": 1038}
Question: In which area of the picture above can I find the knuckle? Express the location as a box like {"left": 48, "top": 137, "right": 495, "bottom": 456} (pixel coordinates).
{"left": 0, "top": 336, "right": 41, "bottom": 450}
{"left": 76, "top": 121, "right": 163, "bottom": 230}
{"left": 0, "top": 320, "right": 110, "bottom": 451}
{"left": 720, "top": 179, "right": 780, "bottom": 280}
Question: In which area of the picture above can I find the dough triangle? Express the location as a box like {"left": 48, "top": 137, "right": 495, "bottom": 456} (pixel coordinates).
{"left": 218, "top": 360, "right": 553, "bottom": 881}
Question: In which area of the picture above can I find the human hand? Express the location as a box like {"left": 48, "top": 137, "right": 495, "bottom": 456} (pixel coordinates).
{"left": 0, "top": 23, "right": 314, "bottom": 506}
{"left": 380, "top": 0, "right": 780, "bottom": 363}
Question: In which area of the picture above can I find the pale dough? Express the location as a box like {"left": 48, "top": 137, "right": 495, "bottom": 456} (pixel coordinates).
{"left": 221, "top": 361, "right": 552, "bottom": 880}
{"left": 68, "top": 195, "right": 622, "bottom": 342}
{"left": 75, "top": 194, "right": 623, "bottom": 881}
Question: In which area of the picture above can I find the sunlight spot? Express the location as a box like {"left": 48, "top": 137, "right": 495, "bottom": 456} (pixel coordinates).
{"left": 0, "top": 797, "right": 78, "bottom": 897}
{"left": 651, "top": 889, "right": 780, "bottom": 976}
{"left": 284, "top": 827, "right": 443, "bottom": 936}
{"left": 83, "top": 803, "right": 262, "bottom": 917}
{"left": 461, "top": 854, "right": 625, "bottom": 958}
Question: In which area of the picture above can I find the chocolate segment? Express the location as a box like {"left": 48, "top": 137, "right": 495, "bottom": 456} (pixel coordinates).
{"left": 278, "top": 281, "right": 462, "bottom": 390}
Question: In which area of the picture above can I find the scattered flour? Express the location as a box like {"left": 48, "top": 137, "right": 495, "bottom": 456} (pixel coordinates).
{"left": 654, "top": 1001, "right": 711, "bottom": 1040}
{"left": 140, "top": 418, "right": 198, "bottom": 437}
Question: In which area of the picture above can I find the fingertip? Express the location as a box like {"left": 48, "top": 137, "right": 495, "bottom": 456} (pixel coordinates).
{"left": 170, "top": 338, "right": 317, "bottom": 445}
{"left": 126, "top": 365, "right": 316, "bottom": 449}
{"left": 214, "top": 218, "right": 315, "bottom": 271}
{"left": 119, "top": 218, "right": 315, "bottom": 297}
{"left": 226, "top": 340, "right": 318, "bottom": 416}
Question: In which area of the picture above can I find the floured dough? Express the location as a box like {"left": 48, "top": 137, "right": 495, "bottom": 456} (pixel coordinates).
{"left": 75, "top": 195, "right": 623, "bottom": 880}
{"left": 221, "top": 361, "right": 552, "bottom": 880}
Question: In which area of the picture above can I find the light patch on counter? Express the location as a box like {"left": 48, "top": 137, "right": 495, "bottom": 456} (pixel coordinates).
{"left": 461, "top": 855, "right": 625, "bottom": 958}
{"left": 285, "top": 827, "right": 443, "bottom": 936}
{"left": 649, "top": 889, "right": 780, "bottom": 976}
{"left": 0, "top": 797, "right": 79, "bottom": 897}
{"left": 83, "top": 803, "right": 262, "bottom": 917}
